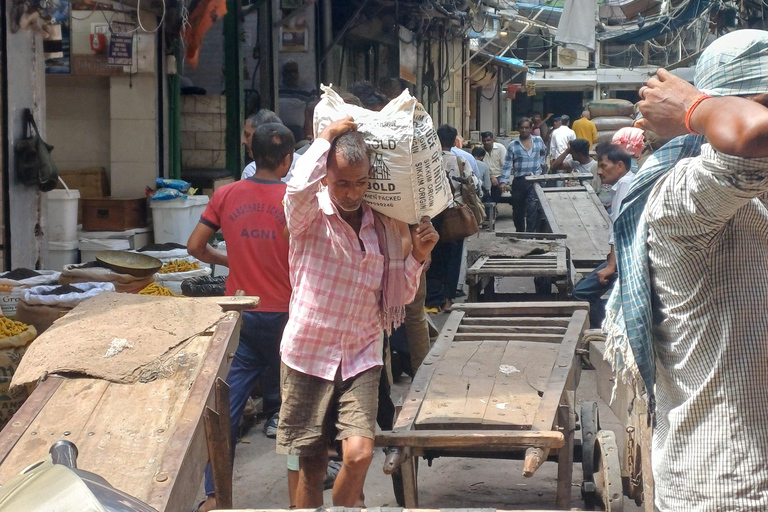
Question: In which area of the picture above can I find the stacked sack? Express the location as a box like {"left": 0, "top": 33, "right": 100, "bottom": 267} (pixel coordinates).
{"left": 589, "top": 99, "right": 635, "bottom": 144}
{"left": 16, "top": 282, "right": 115, "bottom": 334}
{"left": 0, "top": 316, "right": 37, "bottom": 429}
{"left": 0, "top": 269, "right": 61, "bottom": 318}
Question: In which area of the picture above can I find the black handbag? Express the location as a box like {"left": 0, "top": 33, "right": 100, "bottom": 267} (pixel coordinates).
{"left": 15, "top": 109, "right": 59, "bottom": 191}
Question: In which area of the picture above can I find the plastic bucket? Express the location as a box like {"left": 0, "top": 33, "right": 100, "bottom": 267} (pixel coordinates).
{"left": 150, "top": 196, "right": 210, "bottom": 245}
{"left": 45, "top": 189, "right": 80, "bottom": 242}
{"left": 48, "top": 240, "right": 80, "bottom": 271}
{"left": 79, "top": 238, "right": 131, "bottom": 263}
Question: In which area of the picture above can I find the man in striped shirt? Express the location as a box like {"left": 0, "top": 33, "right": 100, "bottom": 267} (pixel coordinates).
{"left": 277, "top": 117, "right": 438, "bottom": 508}
{"left": 636, "top": 31, "right": 768, "bottom": 511}
{"left": 498, "top": 117, "right": 547, "bottom": 232}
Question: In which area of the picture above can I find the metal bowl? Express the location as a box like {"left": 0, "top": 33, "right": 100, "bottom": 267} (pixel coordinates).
{"left": 95, "top": 251, "right": 162, "bottom": 278}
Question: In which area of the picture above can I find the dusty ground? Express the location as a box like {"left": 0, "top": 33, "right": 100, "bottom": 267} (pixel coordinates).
{"left": 201, "top": 207, "right": 644, "bottom": 511}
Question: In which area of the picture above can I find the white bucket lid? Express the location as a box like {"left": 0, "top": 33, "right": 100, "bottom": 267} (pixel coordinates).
{"left": 49, "top": 240, "right": 80, "bottom": 250}
{"left": 149, "top": 196, "right": 209, "bottom": 209}
{"left": 79, "top": 238, "right": 131, "bottom": 251}
{"left": 46, "top": 189, "right": 81, "bottom": 200}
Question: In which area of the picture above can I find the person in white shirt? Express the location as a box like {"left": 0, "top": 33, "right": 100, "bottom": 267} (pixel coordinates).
{"left": 572, "top": 143, "right": 634, "bottom": 328}
{"left": 549, "top": 115, "right": 576, "bottom": 161}
{"left": 481, "top": 131, "right": 507, "bottom": 178}
{"left": 241, "top": 110, "right": 300, "bottom": 183}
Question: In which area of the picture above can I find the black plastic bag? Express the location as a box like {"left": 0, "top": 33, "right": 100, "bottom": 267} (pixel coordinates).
{"left": 181, "top": 275, "right": 226, "bottom": 297}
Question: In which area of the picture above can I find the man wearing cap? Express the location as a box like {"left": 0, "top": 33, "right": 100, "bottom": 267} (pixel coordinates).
{"left": 603, "top": 29, "right": 768, "bottom": 512}
{"left": 548, "top": 115, "right": 576, "bottom": 162}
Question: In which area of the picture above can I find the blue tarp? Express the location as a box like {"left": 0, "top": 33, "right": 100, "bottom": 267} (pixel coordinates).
{"left": 478, "top": 51, "right": 528, "bottom": 71}
{"left": 598, "top": 0, "right": 712, "bottom": 44}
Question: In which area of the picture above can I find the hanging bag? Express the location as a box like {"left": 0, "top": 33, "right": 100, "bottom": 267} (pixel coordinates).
{"left": 435, "top": 156, "right": 479, "bottom": 243}
{"left": 15, "top": 109, "right": 59, "bottom": 192}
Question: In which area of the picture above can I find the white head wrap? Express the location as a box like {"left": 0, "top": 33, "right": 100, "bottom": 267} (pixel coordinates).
{"left": 694, "top": 29, "right": 768, "bottom": 96}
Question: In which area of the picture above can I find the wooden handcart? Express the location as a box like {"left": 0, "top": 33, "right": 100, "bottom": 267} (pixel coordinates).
{"left": 534, "top": 184, "right": 610, "bottom": 272}
{"left": 0, "top": 296, "right": 255, "bottom": 512}
{"left": 376, "top": 302, "right": 590, "bottom": 510}
{"left": 466, "top": 232, "right": 570, "bottom": 302}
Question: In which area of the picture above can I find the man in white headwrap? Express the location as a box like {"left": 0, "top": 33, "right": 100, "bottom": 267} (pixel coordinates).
{"left": 607, "top": 29, "right": 768, "bottom": 511}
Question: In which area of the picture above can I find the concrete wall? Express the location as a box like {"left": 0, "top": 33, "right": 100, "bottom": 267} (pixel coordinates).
{"left": 6, "top": 8, "right": 46, "bottom": 269}
{"left": 180, "top": 95, "right": 227, "bottom": 169}
{"left": 46, "top": 75, "right": 111, "bottom": 171}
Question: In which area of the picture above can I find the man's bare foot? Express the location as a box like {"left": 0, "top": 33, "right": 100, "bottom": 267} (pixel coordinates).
{"left": 443, "top": 298, "right": 453, "bottom": 312}
{"left": 198, "top": 496, "right": 217, "bottom": 512}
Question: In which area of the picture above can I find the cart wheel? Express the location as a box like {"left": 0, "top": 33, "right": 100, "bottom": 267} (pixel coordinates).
{"left": 594, "top": 430, "right": 624, "bottom": 511}
{"left": 580, "top": 401, "right": 600, "bottom": 509}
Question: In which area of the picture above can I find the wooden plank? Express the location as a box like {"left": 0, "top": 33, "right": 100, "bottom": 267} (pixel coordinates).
{"left": 457, "top": 325, "right": 567, "bottom": 335}
{"left": 0, "top": 379, "right": 111, "bottom": 482}
{"left": 451, "top": 333, "right": 565, "bottom": 343}
{"left": 555, "top": 390, "right": 575, "bottom": 509}
{"left": 496, "top": 231, "right": 567, "bottom": 240}
{"left": 471, "top": 268, "right": 562, "bottom": 278}
{"left": 481, "top": 341, "right": 560, "bottom": 427}
{"left": 461, "top": 317, "right": 572, "bottom": 327}
{"left": 530, "top": 310, "right": 588, "bottom": 433}
{"left": 375, "top": 429, "right": 564, "bottom": 449}
{"left": 540, "top": 188, "right": 610, "bottom": 265}
{"left": 525, "top": 173, "right": 593, "bottom": 183}
{"left": 534, "top": 184, "right": 559, "bottom": 233}
{"left": 392, "top": 312, "right": 465, "bottom": 432}
{"left": 0, "top": 377, "right": 63, "bottom": 466}
{"left": 541, "top": 186, "right": 587, "bottom": 192}
{"left": 468, "top": 256, "right": 489, "bottom": 273}
{"left": 415, "top": 341, "right": 507, "bottom": 428}
{"left": 147, "top": 312, "right": 241, "bottom": 512}
{"left": 454, "top": 302, "right": 588, "bottom": 317}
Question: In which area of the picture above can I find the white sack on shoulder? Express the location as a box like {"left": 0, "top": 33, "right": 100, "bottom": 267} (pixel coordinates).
{"left": 313, "top": 85, "right": 452, "bottom": 224}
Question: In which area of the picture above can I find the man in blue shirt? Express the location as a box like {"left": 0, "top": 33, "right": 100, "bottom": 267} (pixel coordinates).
{"left": 498, "top": 117, "right": 547, "bottom": 232}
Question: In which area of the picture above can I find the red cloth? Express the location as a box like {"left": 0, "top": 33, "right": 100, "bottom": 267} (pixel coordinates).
{"left": 200, "top": 179, "right": 291, "bottom": 312}
{"left": 183, "top": 0, "right": 227, "bottom": 69}
{"left": 612, "top": 127, "right": 645, "bottom": 158}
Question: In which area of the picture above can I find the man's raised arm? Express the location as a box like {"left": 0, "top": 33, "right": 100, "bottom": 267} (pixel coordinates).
{"left": 285, "top": 116, "right": 357, "bottom": 236}
{"left": 637, "top": 68, "right": 768, "bottom": 157}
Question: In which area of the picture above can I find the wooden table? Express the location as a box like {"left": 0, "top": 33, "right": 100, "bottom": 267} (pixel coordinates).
{"left": 466, "top": 233, "right": 570, "bottom": 301}
{"left": 376, "top": 302, "right": 589, "bottom": 510}
{"left": 534, "top": 185, "right": 611, "bottom": 270}
{"left": 0, "top": 304, "right": 246, "bottom": 512}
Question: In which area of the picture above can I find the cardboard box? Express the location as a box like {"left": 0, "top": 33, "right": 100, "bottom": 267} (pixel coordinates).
{"left": 82, "top": 197, "right": 148, "bottom": 232}
{"left": 57, "top": 168, "right": 110, "bottom": 223}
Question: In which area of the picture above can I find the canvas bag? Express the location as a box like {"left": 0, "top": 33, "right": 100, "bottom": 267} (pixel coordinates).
{"left": 313, "top": 86, "right": 452, "bottom": 224}
{"left": 455, "top": 158, "right": 486, "bottom": 225}
{"left": 15, "top": 109, "right": 59, "bottom": 192}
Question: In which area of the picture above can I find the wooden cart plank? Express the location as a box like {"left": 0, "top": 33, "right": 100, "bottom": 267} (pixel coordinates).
{"left": 451, "top": 333, "right": 564, "bottom": 343}
{"left": 481, "top": 341, "right": 560, "bottom": 427}
{"left": 0, "top": 312, "right": 242, "bottom": 512}
{"left": 456, "top": 325, "right": 567, "bottom": 335}
{"left": 392, "top": 312, "right": 465, "bottom": 432}
{"left": 0, "top": 379, "right": 111, "bottom": 482}
{"left": 536, "top": 186, "right": 610, "bottom": 266}
{"left": 0, "top": 376, "right": 63, "bottom": 466}
{"left": 376, "top": 429, "right": 565, "bottom": 449}
{"left": 415, "top": 341, "right": 507, "bottom": 428}
{"left": 454, "top": 302, "right": 588, "bottom": 317}
{"left": 461, "top": 317, "right": 572, "bottom": 327}
{"left": 525, "top": 172, "right": 593, "bottom": 184}
{"left": 530, "top": 310, "right": 588, "bottom": 433}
